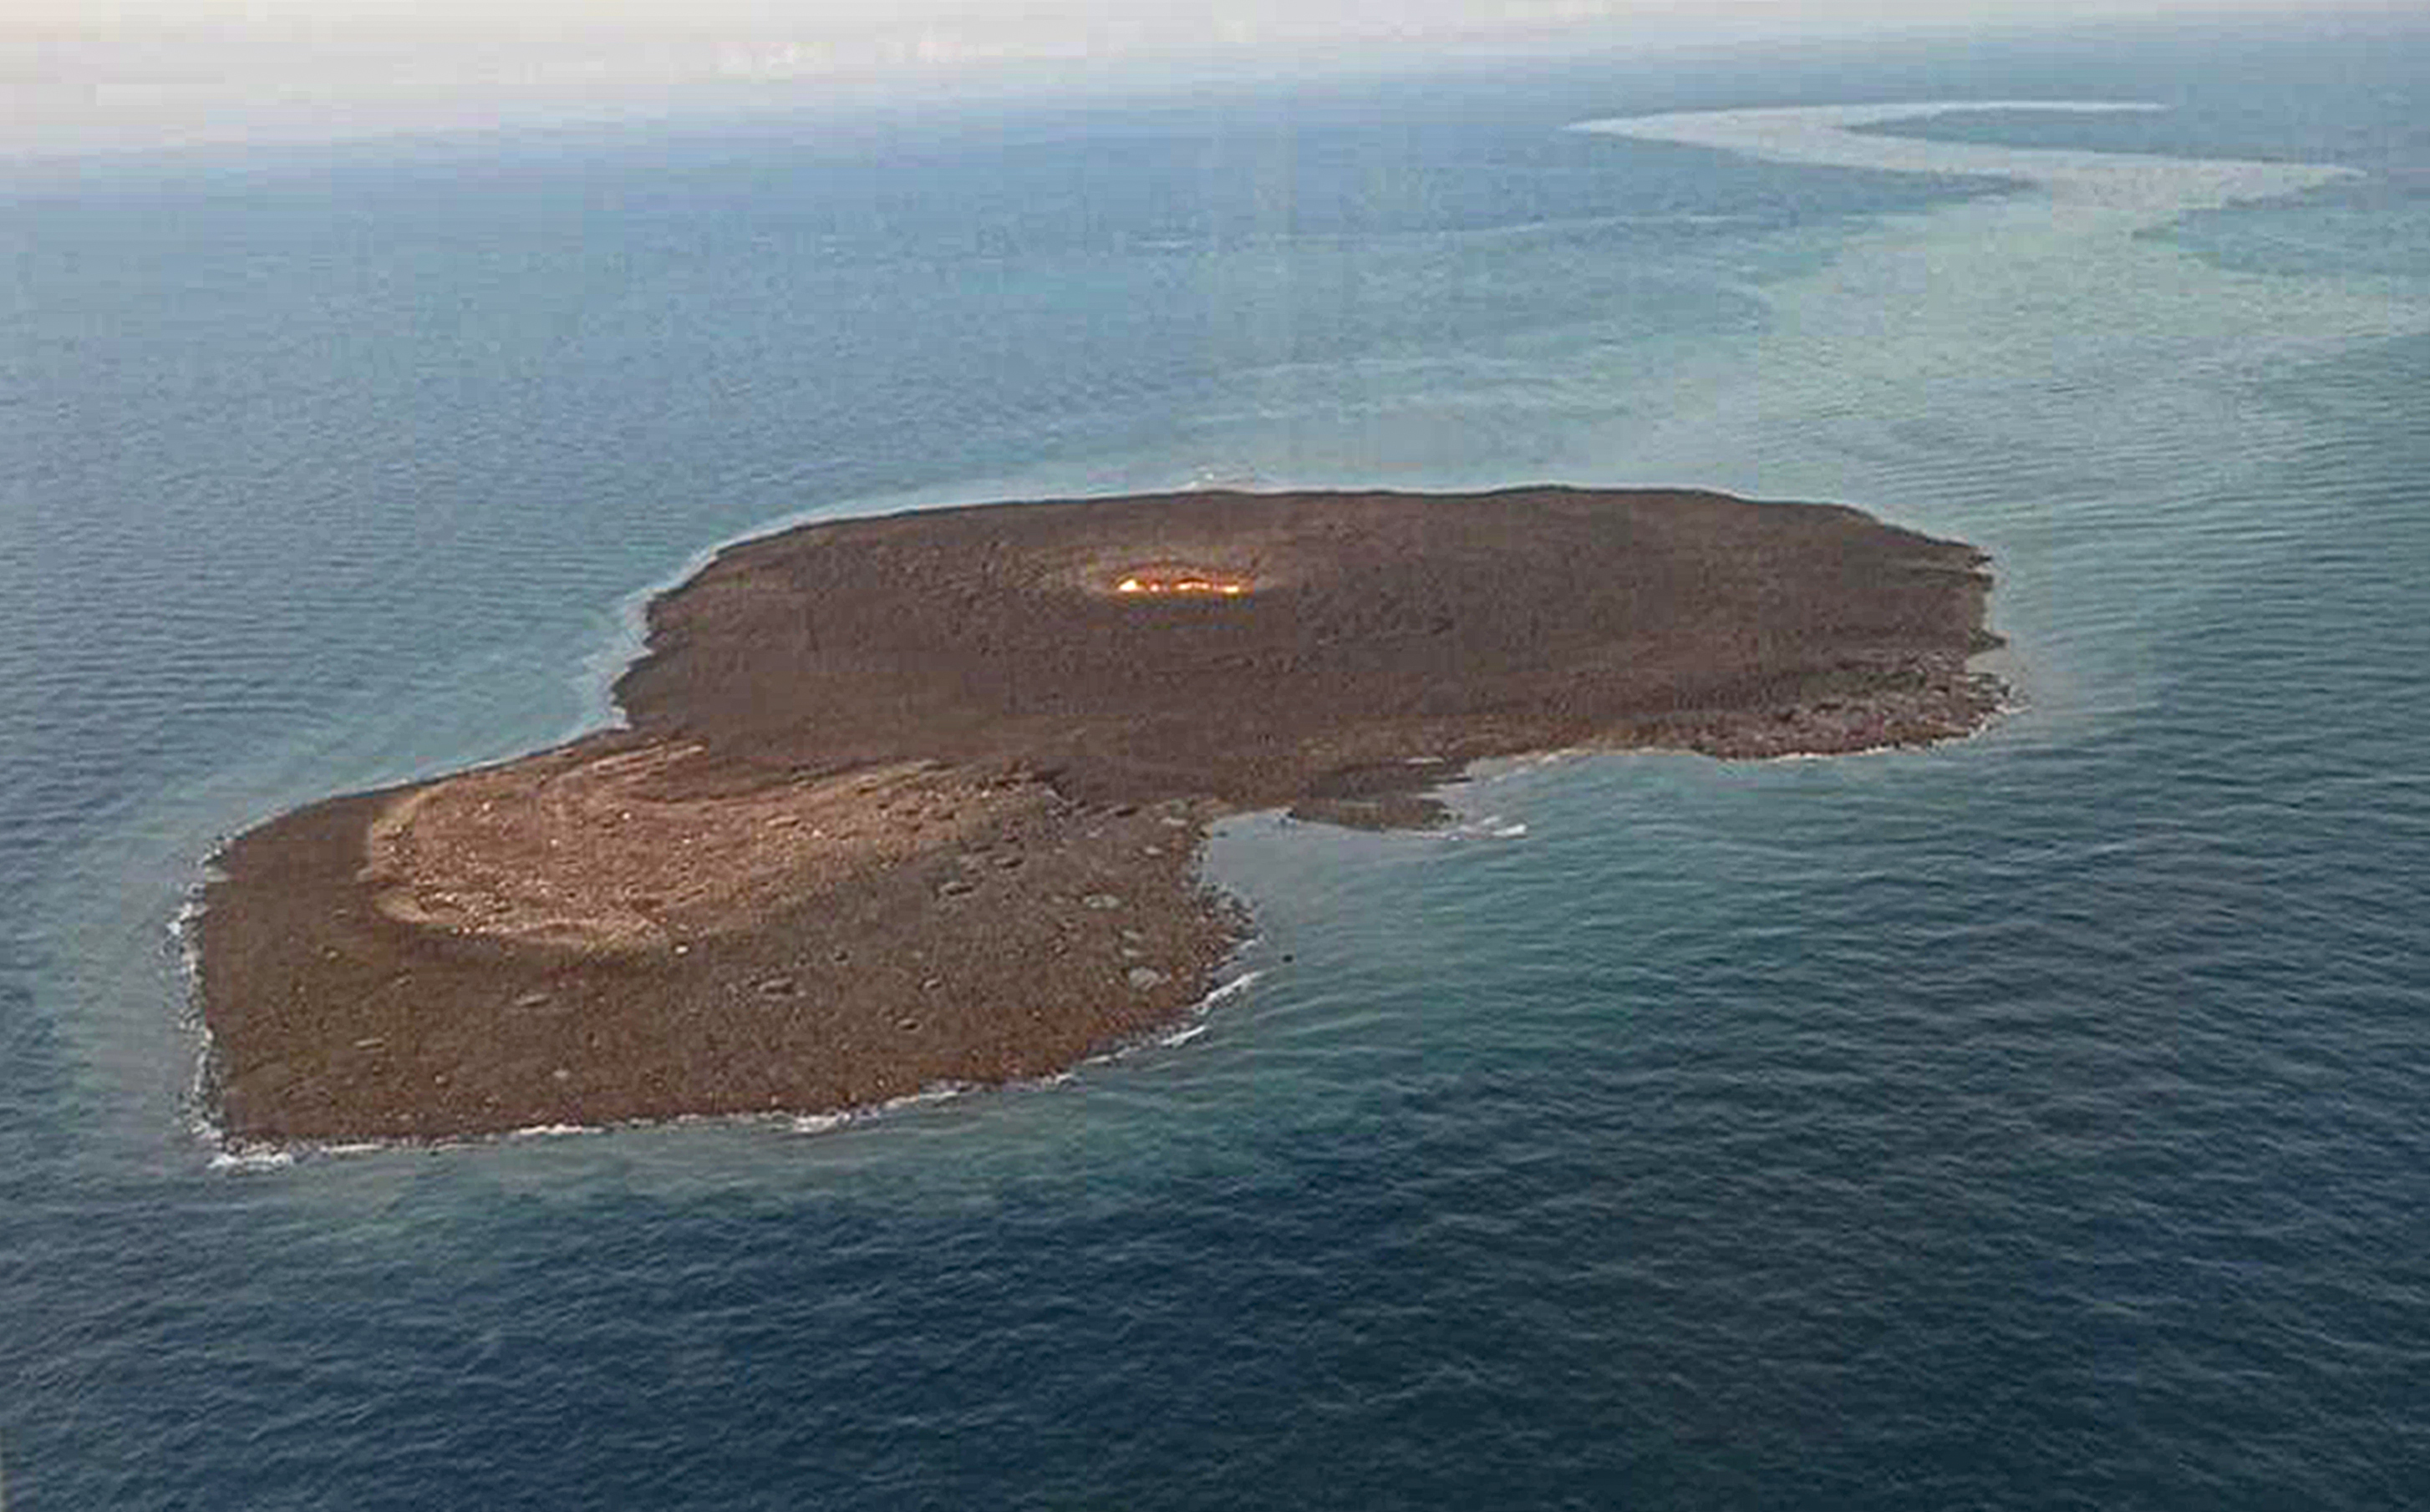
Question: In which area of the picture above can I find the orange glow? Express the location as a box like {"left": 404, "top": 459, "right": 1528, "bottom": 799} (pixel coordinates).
{"left": 1113, "top": 571, "right": 1248, "bottom": 597}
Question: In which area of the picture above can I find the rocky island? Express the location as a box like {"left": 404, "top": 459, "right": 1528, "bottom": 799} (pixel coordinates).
{"left": 197, "top": 487, "right": 2003, "bottom": 1144}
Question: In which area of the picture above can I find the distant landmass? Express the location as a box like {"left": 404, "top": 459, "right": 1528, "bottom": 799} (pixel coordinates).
{"left": 197, "top": 487, "right": 2002, "bottom": 1145}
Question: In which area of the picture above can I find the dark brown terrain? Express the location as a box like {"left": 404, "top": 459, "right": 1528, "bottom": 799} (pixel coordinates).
{"left": 198, "top": 487, "right": 2003, "bottom": 1144}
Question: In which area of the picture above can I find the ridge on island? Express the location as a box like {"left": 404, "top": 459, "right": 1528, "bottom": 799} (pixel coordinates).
{"left": 196, "top": 487, "right": 2004, "bottom": 1145}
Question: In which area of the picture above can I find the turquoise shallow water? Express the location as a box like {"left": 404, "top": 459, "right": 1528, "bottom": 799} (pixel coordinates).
{"left": 4, "top": 18, "right": 2429, "bottom": 1508}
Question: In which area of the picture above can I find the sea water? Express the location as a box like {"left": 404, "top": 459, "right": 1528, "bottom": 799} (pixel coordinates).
{"left": 3, "top": 16, "right": 2428, "bottom": 1508}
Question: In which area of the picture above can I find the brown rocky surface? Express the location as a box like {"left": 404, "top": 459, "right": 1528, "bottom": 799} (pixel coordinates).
{"left": 198, "top": 486, "right": 2002, "bottom": 1144}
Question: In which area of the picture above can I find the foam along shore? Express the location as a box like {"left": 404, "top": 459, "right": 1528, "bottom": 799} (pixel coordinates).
{"left": 197, "top": 487, "right": 2003, "bottom": 1144}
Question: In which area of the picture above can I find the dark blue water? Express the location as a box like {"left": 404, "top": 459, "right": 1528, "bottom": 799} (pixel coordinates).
{"left": 5, "top": 17, "right": 2428, "bottom": 1509}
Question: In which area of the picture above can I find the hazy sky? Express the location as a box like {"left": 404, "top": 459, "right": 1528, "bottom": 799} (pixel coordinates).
{"left": 0, "top": 0, "right": 2336, "bottom": 158}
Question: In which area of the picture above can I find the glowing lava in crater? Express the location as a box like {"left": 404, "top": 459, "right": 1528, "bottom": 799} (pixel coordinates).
{"left": 1112, "top": 569, "right": 1250, "bottom": 597}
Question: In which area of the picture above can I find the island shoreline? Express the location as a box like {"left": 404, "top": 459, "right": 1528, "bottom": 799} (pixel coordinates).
{"left": 193, "top": 485, "right": 2006, "bottom": 1149}
{"left": 184, "top": 711, "right": 2016, "bottom": 1164}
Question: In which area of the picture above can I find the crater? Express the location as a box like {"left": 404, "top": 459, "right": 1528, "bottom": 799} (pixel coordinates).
{"left": 1110, "top": 565, "right": 1253, "bottom": 597}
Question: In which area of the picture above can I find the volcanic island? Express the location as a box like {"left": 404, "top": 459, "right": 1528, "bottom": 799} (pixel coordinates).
{"left": 197, "top": 487, "right": 2003, "bottom": 1144}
